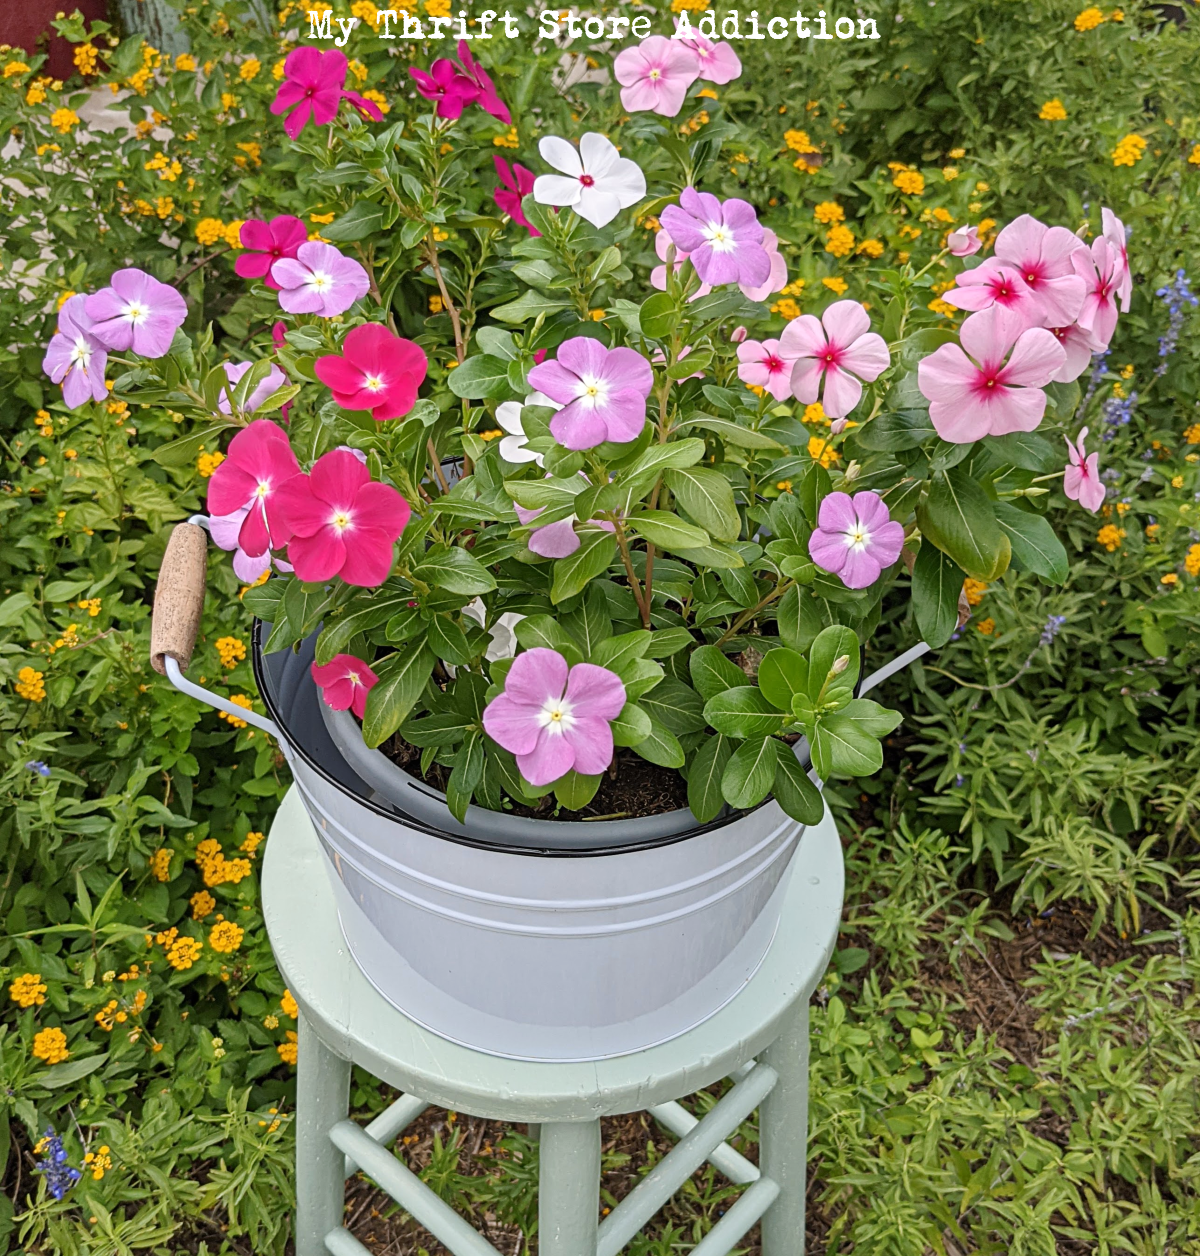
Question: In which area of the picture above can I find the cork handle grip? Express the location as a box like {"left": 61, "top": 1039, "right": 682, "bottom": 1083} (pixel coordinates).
{"left": 151, "top": 523, "right": 208, "bottom": 676}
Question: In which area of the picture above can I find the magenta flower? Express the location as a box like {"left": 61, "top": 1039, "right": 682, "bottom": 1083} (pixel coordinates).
{"left": 206, "top": 419, "right": 302, "bottom": 558}
{"left": 482, "top": 648, "right": 626, "bottom": 786}
{"left": 807, "top": 491, "right": 904, "bottom": 590}
{"left": 271, "top": 241, "right": 370, "bottom": 317}
{"left": 217, "top": 360, "right": 288, "bottom": 415}
{"left": 526, "top": 337, "right": 654, "bottom": 450}
{"left": 1063, "top": 426, "right": 1105, "bottom": 513}
{"left": 533, "top": 133, "right": 646, "bottom": 230}
{"left": 946, "top": 225, "right": 983, "bottom": 257}
{"left": 42, "top": 294, "right": 108, "bottom": 409}
{"left": 270, "top": 47, "right": 382, "bottom": 140}
{"left": 311, "top": 654, "right": 379, "bottom": 720}
{"left": 614, "top": 36, "right": 699, "bottom": 117}
{"left": 736, "top": 337, "right": 799, "bottom": 402}
{"left": 314, "top": 323, "right": 428, "bottom": 421}
{"left": 1101, "top": 207, "right": 1132, "bottom": 312}
{"left": 235, "top": 216, "right": 307, "bottom": 291}
{"left": 917, "top": 305, "right": 1067, "bottom": 443}
{"left": 677, "top": 33, "right": 742, "bottom": 84}
{"left": 453, "top": 41, "right": 510, "bottom": 124}
{"left": 779, "top": 300, "right": 890, "bottom": 419}
{"left": 275, "top": 447, "right": 411, "bottom": 587}
{"left": 943, "top": 262, "right": 1042, "bottom": 327}
{"left": 1047, "top": 321, "right": 1104, "bottom": 383}
{"left": 660, "top": 189, "right": 770, "bottom": 289}
{"left": 409, "top": 58, "right": 478, "bottom": 119}
{"left": 991, "top": 213, "right": 1088, "bottom": 328}
{"left": 492, "top": 156, "right": 539, "bottom": 235}
{"left": 84, "top": 268, "right": 187, "bottom": 359}
{"left": 1072, "top": 237, "right": 1120, "bottom": 348}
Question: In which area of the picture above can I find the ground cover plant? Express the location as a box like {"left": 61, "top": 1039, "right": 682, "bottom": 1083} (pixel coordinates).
{"left": 1, "top": 0, "right": 1199, "bottom": 1253}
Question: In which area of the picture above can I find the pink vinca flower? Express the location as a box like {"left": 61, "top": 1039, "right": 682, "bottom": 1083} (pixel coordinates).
{"left": 218, "top": 360, "right": 288, "bottom": 415}
{"left": 275, "top": 448, "right": 411, "bottom": 587}
{"left": 514, "top": 503, "right": 616, "bottom": 559}
{"left": 492, "top": 156, "right": 539, "bottom": 235}
{"left": 84, "top": 268, "right": 187, "bottom": 359}
{"left": 271, "top": 321, "right": 295, "bottom": 422}
{"left": 315, "top": 323, "right": 428, "bottom": 421}
{"left": 1072, "top": 236, "right": 1121, "bottom": 348}
{"left": 737, "top": 338, "right": 799, "bottom": 402}
{"left": 613, "top": 36, "right": 699, "bottom": 117}
{"left": 205, "top": 505, "right": 292, "bottom": 583}
{"left": 808, "top": 491, "right": 904, "bottom": 590}
{"left": 946, "top": 225, "right": 983, "bottom": 257}
{"left": 779, "top": 300, "right": 890, "bottom": 418}
{"left": 533, "top": 133, "right": 646, "bottom": 229}
{"left": 270, "top": 47, "right": 382, "bottom": 139}
{"left": 311, "top": 654, "right": 379, "bottom": 720}
{"left": 660, "top": 189, "right": 770, "bottom": 289}
{"left": 1101, "top": 207, "right": 1132, "bottom": 312}
{"left": 409, "top": 58, "right": 478, "bottom": 119}
{"left": 1047, "top": 322, "right": 1104, "bottom": 383}
{"left": 677, "top": 33, "right": 742, "bottom": 84}
{"left": 482, "top": 648, "right": 626, "bottom": 786}
{"left": 235, "top": 216, "right": 307, "bottom": 291}
{"left": 943, "top": 263, "right": 1042, "bottom": 327}
{"left": 42, "top": 294, "right": 108, "bottom": 409}
{"left": 991, "top": 213, "right": 1087, "bottom": 328}
{"left": 1063, "top": 426, "right": 1105, "bottom": 513}
{"left": 206, "top": 419, "right": 302, "bottom": 558}
{"left": 454, "top": 41, "right": 511, "bottom": 124}
{"left": 526, "top": 337, "right": 654, "bottom": 450}
{"left": 917, "top": 305, "right": 1067, "bottom": 443}
{"left": 271, "top": 241, "right": 370, "bottom": 317}
{"left": 652, "top": 227, "right": 786, "bottom": 303}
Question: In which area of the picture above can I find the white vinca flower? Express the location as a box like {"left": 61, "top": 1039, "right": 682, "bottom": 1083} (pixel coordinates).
{"left": 495, "top": 391, "right": 561, "bottom": 465}
{"left": 532, "top": 133, "right": 646, "bottom": 229}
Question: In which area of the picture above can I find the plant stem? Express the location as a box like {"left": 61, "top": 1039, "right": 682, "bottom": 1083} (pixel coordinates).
{"left": 714, "top": 579, "right": 792, "bottom": 647}
{"left": 612, "top": 519, "right": 650, "bottom": 626}
{"left": 425, "top": 238, "right": 465, "bottom": 364}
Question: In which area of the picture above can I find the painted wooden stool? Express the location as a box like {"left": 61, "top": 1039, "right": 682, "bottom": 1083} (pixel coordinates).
{"left": 262, "top": 786, "right": 843, "bottom": 1256}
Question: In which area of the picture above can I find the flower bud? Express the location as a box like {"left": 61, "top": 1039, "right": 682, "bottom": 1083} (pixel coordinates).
{"left": 730, "top": 325, "right": 748, "bottom": 343}
{"left": 842, "top": 458, "right": 861, "bottom": 483}
{"left": 829, "top": 418, "right": 849, "bottom": 435}
{"left": 831, "top": 654, "right": 851, "bottom": 675}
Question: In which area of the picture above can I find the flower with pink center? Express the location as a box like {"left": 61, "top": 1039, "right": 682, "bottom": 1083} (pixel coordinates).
{"left": 482, "top": 648, "right": 626, "bottom": 786}
{"left": 1063, "top": 426, "right": 1105, "bottom": 513}
{"left": 526, "top": 337, "right": 654, "bottom": 450}
{"left": 613, "top": 36, "right": 699, "bottom": 117}
{"left": 1101, "top": 207, "right": 1132, "bottom": 312}
{"left": 533, "top": 133, "right": 646, "bottom": 229}
{"left": 408, "top": 58, "right": 478, "bottom": 119}
{"left": 311, "top": 654, "right": 379, "bottom": 720}
{"left": 275, "top": 447, "right": 411, "bottom": 587}
{"left": 652, "top": 226, "right": 786, "bottom": 303}
{"left": 42, "top": 294, "right": 108, "bottom": 409}
{"left": 206, "top": 419, "right": 302, "bottom": 558}
{"left": 946, "top": 224, "right": 983, "bottom": 257}
{"left": 659, "top": 189, "right": 770, "bottom": 289}
{"left": 676, "top": 33, "right": 742, "bottom": 84}
{"left": 271, "top": 241, "right": 370, "bottom": 317}
{"left": 492, "top": 156, "right": 539, "bottom": 235}
{"left": 991, "top": 213, "right": 1088, "bottom": 327}
{"left": 270, "top": 47, "right": 382, "bottom": 139}
{"left": 235, "top": 216, "right": 307, "bottom": 291}
{"left": 1047, "top": 321, "right": 1104, "bottom": 383}
{"left": 84, "top": 268, "right": 187, "bottom": 359}
{"left": 1072, "top": 236, "right": 1121, "bottom": 348}
{"left": 917, "top": 305, "right": 1067, "bottom": 443}
{"left": 778, "top": 300, "right": 890, "bottom": 418}
{"left": 736, "top": 337, "right": 799, "bottom": 402}
{"left": 942, "top": 262, "right": 1042, "bottom": 326}
{"left": 217, "top": 360, "right": 288, "bottom": 415}
{"left": 314, "top": 323, "right": 428, "bottom": 421}
{"left": 453, "top": 41, "right": 511, "bottom": 124}
{"left": 807, "top": 491, "right": 904, "bottom": 590}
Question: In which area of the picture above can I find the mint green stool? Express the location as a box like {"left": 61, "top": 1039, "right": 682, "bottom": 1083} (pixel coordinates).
{"left": 262, "top": 786, "right": 843, "bottom": 1256}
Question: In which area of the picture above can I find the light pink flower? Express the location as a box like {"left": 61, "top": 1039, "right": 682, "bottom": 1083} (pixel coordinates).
{"left": 1101, "top": 207, "right": 1132, "bottom": 312}
{"left": 513, "top": 502, "right": 616, "bottom": 558}
{"left": 311, "top": 654, "right": 379, "bottom": 720}
{"left": 613, "top": 36, "right": 699, "bottom": 117}
{"left": 1047, "top": 321, "right": 1104, "bottom": 383}
{"left": 533, "top": 133, "right": 646, "bottom": 229}
{"left": 1063, "top": 426, "right": 1105, "bottom": 513}
{"left": 676, "top": 33, "right": 742, "bottom": 84}
{"left": 42, "top": 294, "right": 108, "bottom": 409}
{"left": 206, "top": 419, "right": 302, "bottom": 558}
{"left": 271, "top": 241, "right": 370, "bottom": 317}
{"left": 660, "top": 188, "right": 770, "bottom": 289}
{"left": 527, "top": 337, "right": 653, "bottom": 450}
{"left": 946, "top": 225, "right": 982, "bottom": 257}
{"left": 779, "top": 300, "right": 890, "bottom": 418}
{"left": 917, "top": 305, "right": 1067, "bottom": 443}
{"left": 217, "top": 360, "right": 288, "bottom": 415}
{"left": 1073, "top": 236, "right": 1120, "bottom": 348}
{"left": 736, "top": 337, "right": 798, "bottom": 401}
{"left": 482, "top": 648, "right": 626, "bottom": 786}
{"left": 942, "top": 262, "right": 1042, "bottom": 327}
{"left": 84, "top": 268, "right": 188, "bottom": 359}
{"left": 741, "top": 229, "right": 788, "bottom": 302}
{"left": 807, "top": 491, "right": 904, "bottom": 590}
{"left": 206, "top": 505, "right": 290, "bottom": 582}
{"left": 991, "top": 213, "right": 1088, "bottom": 328}
{"left": 275, "top": 448, "right": 411, "bottom": 587}
{"left": 730, "top": 325, "right": 748, "bottom": 344}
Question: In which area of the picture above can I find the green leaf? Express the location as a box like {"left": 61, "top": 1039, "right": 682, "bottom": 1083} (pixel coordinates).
{"left": 610, "top": 701, "right": 652, "bottom": 747}
{"left": 757, "top": 648, "right": 809, "bottom": 713}
{"left": 630, "top": 510, "right": 710, "bottom": 551}
{"left": 0, "top": 592, "right": 33, "bottom": 627}
{"left": 591, "top": 629, "right": 651, "bottom": 675}
{"left": 664, "top": 467, "right": 741, "bottom": 541}
{"left": 550, "top": 529, "right": 617, "bottom": 604}
{"left": 855, "top": 409, "right": 936, "bottom": 452}
{"left": 722, "top": 736, "right": 780, "bottom": 809}
{"left": 151, "top": 422, "right": 236, "bottom": 468}
{"left": 321, "top": 200, "right": 384, "bottom": 242}
{"left": 631, "top": 716, "right": 686, "bottom": 768}
{"left": 703, "top": 686, "right": 787, "bottom": 738}
{"left": 639, "top": 292, "right": 676, "bottom": 338}
{"left": 413, "top": 547, "right": 497, "bottom": 596}
{"left": 562, "top": 582, "right": 612, "bottom": 656}
{"left": 399, "top": 712, "right": 474, "bottom": 748}
{"left": 680, "top": 415, "right": 785, "bottom": 451}
{"left": 491, "top": 290, "right": 573, "bottom": 323}
{"left": 911, "top": 544, "right": 964, "bottom": 649}
{"left": 811, "top": 700, "right": 900, "bottom": 778}
{"left": 644, "top": 626, "right": 693, "bottom": 658}
{"left": 768, "top": 492, "right": 809, "bottom": 546}
{"left": 428, "top": 614, "right": 474, "bottom": 666}
{"left": 554, "top": 769, "right": 603, "bottom": 811}
{"left": 806, "top": 625, "right": 860, "bottom": 708}
{"left": 994, "top": 501, "right": 1069, "bottom": 584}
{"left": 361, "top": 648, "right": 435, "bottom": 747}
{"left": 514, "top": 615, "right": 584, "bottom": 664}
{"left": 620, "top": 438, "right": 707, "bottom": 490}
{"left": 689, "top": 644, "right": 746, "bottom": 700}
{"left": 773, "top": 750, "right": 824, "bottom": 825}
{"left": 447, "top": 355, "right": 512, "bottom": 400}
{"left": 671, "top": 541, "right": 746, "bottom": 569}
{"left": 916, "top": 470, "right": 1011, "bottom": 582}
{"left": 986, "top": 431, "right": 1059, "bottom": 473}
{"left": 39, "top": 1053, "right": 108, "bottom": 1088}
{"left": 640, "top": 677, "right": 706, "bottom": 734}
{"left": 688, "top": 734, "right": 732, "bottom": 824}
{"left": 446, "top": 731, "right": 485, "bottom": 822}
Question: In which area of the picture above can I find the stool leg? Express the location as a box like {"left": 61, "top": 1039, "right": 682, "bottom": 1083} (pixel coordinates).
{"left": 759, "top": 998, "right": 810, "bottom": 1256}
{"left": 295, "top": 1012, "right": 351, "bottom": 1256}
{"left": 538, "top": 1120, "right": 601, "bottom": 1256}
